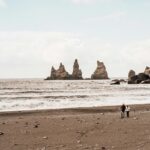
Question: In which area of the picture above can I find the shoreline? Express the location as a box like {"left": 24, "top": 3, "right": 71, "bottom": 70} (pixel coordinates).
{"left": 0, "top": 103, "right": 150, "bottom": 116}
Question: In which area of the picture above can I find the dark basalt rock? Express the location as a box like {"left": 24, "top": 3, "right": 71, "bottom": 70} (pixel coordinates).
{"left": 128, "top": 70, "right": 136, "bottom": 81}
{"left": 128, "top": 70, "right": 150, "bottom": 84}
{"left": 91, "top": 61, "right": 109, "bottom": 79}
{"left": 137, "top": 73, "right": 150, "bottom": 81}
{"left": 141, "top": 79, "right": 150, "bottom": 84}
{"left": 111, "top": 80, "right": 120, "bottom": 85}
{"left": 47, "top": 63, "right": 70, "bottom": 80}
{"left": 55, "top": 63, "right": 70, "bottom": 80}
{"left": 119, "top": 79, "right": 127, "bottom": 82}
{"left": 128, "top": 66, "right": 150, "bottom": 84}
{"left": 45, "top": 59, "right": 83, "bottom": 80}
{"left": 71, "top": 59, "right": 83, "bottom": 80}
{"left": 128, "top": 75, "right": 138, "bottom": 84}
{"left": 144, "top": 66, "right": 150, "bottom": 77}
{"left": 111, "top": 79, "right": 127, "bottom": 85}
{"left": 45, "top": 59, "right": 109, "bottom": 80}
{"left": 112, "top": 79, "right": 126, "bottom": 83}
{"left": 50, "top": 66, "right": 57, "bottom": 80}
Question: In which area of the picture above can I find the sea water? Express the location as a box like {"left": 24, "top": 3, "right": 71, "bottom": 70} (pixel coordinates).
{"left": 0, "top": 79, "right": 150, "bottom": 112}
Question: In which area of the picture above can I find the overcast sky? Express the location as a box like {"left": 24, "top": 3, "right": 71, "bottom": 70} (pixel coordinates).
{"left": 0, "top": 0, "right": 150, "bottom": 78}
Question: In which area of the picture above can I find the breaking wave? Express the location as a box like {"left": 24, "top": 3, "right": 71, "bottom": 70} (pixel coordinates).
{"left": 0, "top": 79, "right": 150, "bottom": 111}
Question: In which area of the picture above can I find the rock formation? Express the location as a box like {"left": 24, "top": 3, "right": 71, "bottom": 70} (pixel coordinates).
{"left": 71, "top": 59, "right": 83, "bottom": 80}
{"left": 47, "top": 63, "right": 70, "bottom": 80}
{"left": 128, "top": 68, "right": 150, "bottom": 84}
{"left": 110, "top": 80, "right": 120, "bottom": 85}
{"left": 110, "top": 79, "right": 126, "bottom": 85}
{"left": 141, "top": 79, "right": 150, "bottom": 84}
{"left": 56, "top": 63, "right": 70, "bottom": 79}
{"left": 45, "top": 59, "right": 83, "bottom": 80}
{"left": 50, "top": 66, "right": 56, "bottom": 79}
{"left": 91, "top": 61, "right": 109, "bottom": 79}
{"left": 128, "top": 70, "right": 136, "bottom": 83}
{"left": 45, "top": 59, "right": 109, "bottom": 80}
{"left": 144, "top": 66, "right": 150, "bottom": 76}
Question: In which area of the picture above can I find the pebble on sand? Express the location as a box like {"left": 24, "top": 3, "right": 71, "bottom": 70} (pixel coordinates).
{"left": 0, "top": 132, "right": 4, "bottom": 135}
{"left": 43, "top": 136, "right": 48, "bottom": 139}
{"left": 33, "top": 125, "right": 39, "bottom": 128}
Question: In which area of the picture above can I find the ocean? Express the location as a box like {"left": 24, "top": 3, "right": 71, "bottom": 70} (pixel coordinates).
{"left": 0, "top": 79, "right": 150, "bottom": 112}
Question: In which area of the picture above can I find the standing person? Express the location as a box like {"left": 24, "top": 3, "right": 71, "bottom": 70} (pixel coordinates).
{"left": 120, "top": 104, "right": 126, "bottom": 118}
{"left": 125, "top": 105, "right": 130, "bottom": 118}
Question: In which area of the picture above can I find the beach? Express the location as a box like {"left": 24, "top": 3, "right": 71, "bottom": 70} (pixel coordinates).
{"left": 1, "top": 0, "right": 150, "bottom": 149}
{"left": 0, "top": 104, "right": 150, "bottom": 150}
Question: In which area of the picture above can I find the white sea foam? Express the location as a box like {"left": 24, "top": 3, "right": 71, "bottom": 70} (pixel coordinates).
{"left": 0, "top": 79, "right": 150, "bottom": 112}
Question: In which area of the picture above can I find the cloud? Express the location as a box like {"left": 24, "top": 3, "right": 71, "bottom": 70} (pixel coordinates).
{"left": 69, "top": 0, "right": 115, "bottom": 5}
{"left": 0, "top": 0, "right": 7, "bottom": 7}
{"left": 83, "top": 11, "right": 126, "bottom": 23}
{"left": 0, "top": 31, "right": 86, "bottom": 77}
{"left": 121, "top": 39, "right": 150, "bottom": 73}
{"left": 0, "top": 31, "right": 80, "bottom": 64}
{"left": 0, "top": 31, "right": 149, "bottom": 78}
{"left": 0, "top": 31, "right": 114, "bottom": 78}
{"left": 70, "top": 0, "right": 97, "bottom": 5}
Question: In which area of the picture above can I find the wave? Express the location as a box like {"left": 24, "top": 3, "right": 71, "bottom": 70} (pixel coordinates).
{"left": 0, "top": 79, "right": 150, "bottom": 112}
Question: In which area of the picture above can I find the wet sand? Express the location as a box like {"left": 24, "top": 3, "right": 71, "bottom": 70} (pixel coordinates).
{"left": 0, "top": 104, "right": 150, "bottom": 150}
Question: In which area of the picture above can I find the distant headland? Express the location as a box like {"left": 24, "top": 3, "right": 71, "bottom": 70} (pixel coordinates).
{"left": 45, "top": 59, "right": 109, "bottom": 80}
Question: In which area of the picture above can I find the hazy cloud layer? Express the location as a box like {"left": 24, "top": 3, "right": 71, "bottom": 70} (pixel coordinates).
{"left": 70, "top": 0, "right": 96, "bottom": 5}
{"left": 69, "top": 0, "right": 113, "bottom": 5}
{"left": 83, "top": 11, "right": 126, "bottom": 23}
{"left": 0, "top": 31, "right": 149, "bottom": 78}
{"left": 0, "top": 0, "right": 6, "bottom": 7}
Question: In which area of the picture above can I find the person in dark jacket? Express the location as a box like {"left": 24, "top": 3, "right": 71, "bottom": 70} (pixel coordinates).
{"left": 120, "top": 104, "right": 126, "bottom": 118}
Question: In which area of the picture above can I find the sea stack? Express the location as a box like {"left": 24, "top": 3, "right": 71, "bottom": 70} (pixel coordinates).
{"left": 50, "top": 66, "right": 57, "bottom": 79}
{"left": 91, "top": 61, "right": 109, "bottom": 79}
{"left": 49, "top": 63, "right": 70, "bottom": 80}
{"left": 71, "top": 59, "right": 83, "bottom": 80}
{"left": 128, "top": 68, "right": 150, "bottom": 84}
{"left": 128, "top": 70, "right": 136, "bottom": 81}
{"left": 144, "top": 66, "right": 150, "bottom": 77}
